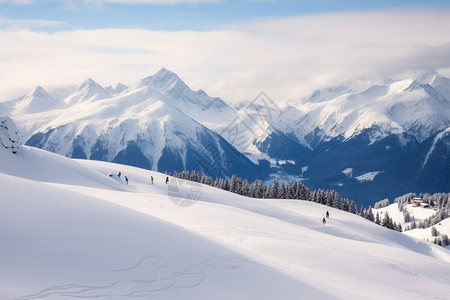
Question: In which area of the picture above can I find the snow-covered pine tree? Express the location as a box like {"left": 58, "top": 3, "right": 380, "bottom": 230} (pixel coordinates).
{"left": 374, "top": 198, "right": 390, "bottom": 209}
{"left": 366, "top": 207, "right": 375, "bottom": 222}
{"left": 278, "top": 182, "right": 287, "bottom": 199}
{"left": 229, "top": 174, "right": 238, "bottom": 193}
{"left": 268, "top": 180, "right": 279, "bottom": 199}
{"left": 403, "top": 210, "right": 411, "bottom": 223}
{"left": 431, "top": 226, "right": 439, "bottom": 237}
{"left": 326, "top": 191, "right": 336, "bottom": 207}
{"left": 349, "top": 201, "right": 358, "bottom": 214}
{"left": 382, "top": 211, "right": 392, "bottom": 228}
{"left": 375, "top": 212, "right": 381, "bottom": 225}
{"left": 317, "top": 190, "right": 326, "bottom": 205}
{"left": 341, "top": 198, "right": 350, "bottom": 212}
{"left": 254, "top": 180, "right": 264, "bottom": 198}
{"left": 241, "top": 179, "right": 250, "bottom": 197}
{"left": 296, "top": 182, "right": 310, "bottom": 200}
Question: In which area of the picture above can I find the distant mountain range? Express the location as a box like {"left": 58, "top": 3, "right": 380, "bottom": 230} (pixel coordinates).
{"left": 1, "top": 68, "right": 449, "bottom": 207}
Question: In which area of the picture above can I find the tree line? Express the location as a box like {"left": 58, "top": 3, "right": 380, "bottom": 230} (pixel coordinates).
{"left": 173, "top": 171, "right": 358, "bottom": 215}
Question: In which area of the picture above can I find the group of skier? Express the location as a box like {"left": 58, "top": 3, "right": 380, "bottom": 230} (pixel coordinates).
{"left": 113, "top": 172, "right": 169, "bottom": 186}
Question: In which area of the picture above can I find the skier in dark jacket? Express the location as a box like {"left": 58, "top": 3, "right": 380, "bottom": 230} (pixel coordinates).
{"left": 165, "top": 176, "right": 169, "bottom": 184}
{"left": 322, "top": 217, "right": 326, "bottom": 225}
{"left": 326, "top": 211, "right": 329, "bottom": 218}
{"left": 151, "top": 176, "right": 154, "bottom": 184}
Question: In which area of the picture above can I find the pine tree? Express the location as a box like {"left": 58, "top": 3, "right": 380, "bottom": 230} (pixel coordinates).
{"left": 341, "top": 198, "right": 350, "bottom": 212}
{"left": 326, "top": 191, "right": 336, "bottom": 207}
{"left": 332, "top": 193, "right": 341, "bottom": 209}
{"left": 382, "top": 212, "right": 393, "bottom": 229}
{"left": 287, "top": 183, "right": 295, "bottom": 199}
{"left": 288, "top": 182, "right": 296, "bottom": 199}
{"left": 297, "top": 182, "right": 310, "bottom": 200}
{"left": 278, "top": 182, "right": 287, "bottom": 199}
{"left": 349, "top": 200, "right": 358, "bottom": 214}
{"left": 229, "top": 175, "right": 238, "bottom": 193}
{"left": 223, "top": 178, "right": 230, "bottom": 191}
{"left": 366, "top": 207, "right": 374, "bottom": 222}
{"left": 431, "top": 226, "right": 439, "bottom": 237}
{"left": 269, "top": 180, "right": 279, "bottom": 199}
{"left": 241, "top": 179, "right": 250, "bottom": 197}
{"left": 255, "top": 180, "right": 264, "bottom": 198}
{"left": 317, "top": 190, "right": 326, "bottom": 205}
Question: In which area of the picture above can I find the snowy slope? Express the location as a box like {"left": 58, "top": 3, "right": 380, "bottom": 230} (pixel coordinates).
{"left": 405, "top": 218, "right": 450, "bottom": 243}
{"left": 1, "top": 144, "right": 450, "bottom": 299}
{"left": 374, "top": 202, "right": 450, "bottom": 247}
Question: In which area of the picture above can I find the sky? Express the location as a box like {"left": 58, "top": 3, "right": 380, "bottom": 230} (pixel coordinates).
{"left": 1, "top": 0, "right": 450, "bottom": 105}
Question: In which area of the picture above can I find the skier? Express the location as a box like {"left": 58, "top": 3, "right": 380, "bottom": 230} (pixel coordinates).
{"left": 151, "top": 176, "right": 154, "bottom": 184}
{"left": 326, "top": 211, "right": 329, "bottom": 218}
{"left": 165, "top": 176, "right": 169, "bottom": 184}
{"left": 117, "top": 171, "right": 121, "bottom": 178}
{"left": 322, "top": 217, "right": 326, "bottom": 225}
{"left": 125, "top": 176, "right": 128, "bottom": 184}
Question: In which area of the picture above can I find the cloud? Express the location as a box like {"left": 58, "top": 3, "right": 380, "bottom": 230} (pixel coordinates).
{"left": 0, "top": 17, "right": 66, "bottom": 29}
{"left": 85, "top": 0, "right": 220, "bottom": 5}
{"left": 0, "top": 0, "right": 32, "bottom": 4}
{"left": 1, "top": 8, "right": 450, "bottom": 105}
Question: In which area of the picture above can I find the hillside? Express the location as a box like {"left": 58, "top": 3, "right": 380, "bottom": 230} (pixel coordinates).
{"left": 373, "top": 199, "right": 450, "bottom": 247}
{"left": 1, "top": 144, "right": 450, "bottom": 299}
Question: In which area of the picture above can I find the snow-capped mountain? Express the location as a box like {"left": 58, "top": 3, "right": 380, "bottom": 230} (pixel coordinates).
{"left": 135, "top": 68, "right": 237, "bottom": 130}
{"left": 65, "top": 78, "right": 111, "bottom": 104}
{"left": 257, "top": 73, "right": 450, "bottom": 205}
{"left": 11, "top": 86, "right": 60, "bottom": 113}
{"left": 273, "top": 72, "right": 450, "bottom": 148}
{"left": 1, "top": 69, "right": 449, "bottom": 207}
{"left": 5, "top": 69, "right": 258, "bottom": 180}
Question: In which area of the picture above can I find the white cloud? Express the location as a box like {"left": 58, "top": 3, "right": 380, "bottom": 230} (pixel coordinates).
{"left": 0, "top": 0, "right": 32, "bottom": 4}
{"left": 0, "top": 17, "right": 66, "bottom": 29}
{"left": 1, "top": 8, "right": 450, "bottom": 105}
{"left": 86, "top": 0, "right": 220, "bottom": 5}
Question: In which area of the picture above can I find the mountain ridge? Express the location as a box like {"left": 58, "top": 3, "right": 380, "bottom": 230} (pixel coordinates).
{"left": 1, "top": 68, "right": 449, "bottom": 206}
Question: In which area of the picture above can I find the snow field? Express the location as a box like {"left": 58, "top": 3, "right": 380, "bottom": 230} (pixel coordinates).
{"left": 1, "top": 145, "right": 450, "bottom": 299}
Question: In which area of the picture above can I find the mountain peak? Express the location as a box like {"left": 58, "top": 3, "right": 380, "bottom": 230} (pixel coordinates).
{"left": 152, "top": 67, "right": 183, "bottom": 84}
{"left": 23, "top": 86, "right": 53, "bottom": 102}
{"left": 14, "top": 86, "right": 56, "bottom": 113}
{"left": 78, "top": 78, "right": 108, "bottom": 101}
{"left": 80, "top": 78, "right": 102, "bottom": 91}
{"left": 155, "top": 67, "right": 176, "bottom": 77}
{"left": 416, "top": 71, "right": 440, "bottom": 85}
{"left": 115, "top": 83, "right": 128, "bottom": 94}
{"left": 31, "top": 86, "right": 50, "bottom": 98}
{"left": 139, "top": 68, "right": 188, "bottom": 94}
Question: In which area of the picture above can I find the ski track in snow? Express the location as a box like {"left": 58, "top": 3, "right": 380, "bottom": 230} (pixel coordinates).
{"left": 18, "top": 255, "right": 248, "bottom": 300}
